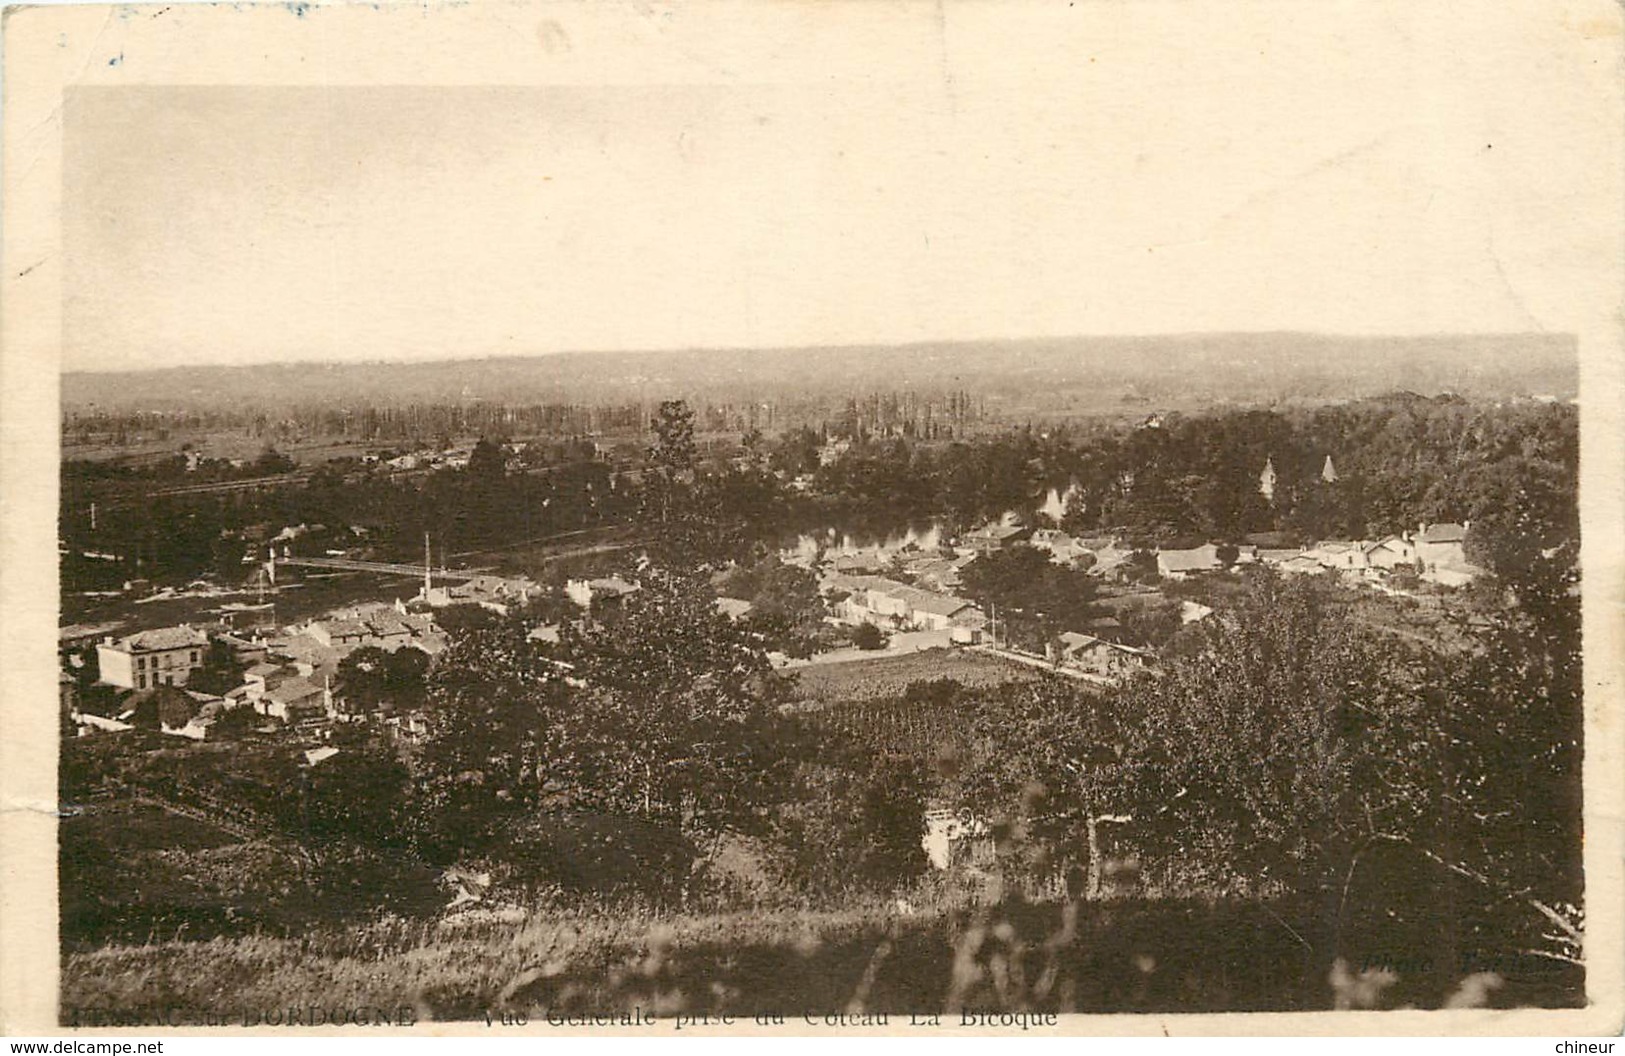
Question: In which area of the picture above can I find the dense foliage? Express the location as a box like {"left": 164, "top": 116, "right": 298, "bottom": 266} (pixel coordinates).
{"left": 961, "top": 559, "right": 1582, "bottom": 979}
{"left": 59, "top": 390, "right": 1586, "bottom": 1007}
{"left": 62, "top": 395, "right": 1574, "bottom": 597}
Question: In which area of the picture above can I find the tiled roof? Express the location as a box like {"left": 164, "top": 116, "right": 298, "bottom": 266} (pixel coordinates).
{"left": 118, "top": 626, "right": 208, "bottom": 652}
{"left": 1158, "top": 546, "right": 1220, "bottom": 572}
{"left": 266, "top": 678, "right": 323, "bottom": 703}
{"left": 888, "top": 585, "right": 975, "bottom": 618}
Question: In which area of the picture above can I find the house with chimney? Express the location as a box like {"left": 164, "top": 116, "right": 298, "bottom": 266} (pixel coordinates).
{"left": 1415, "top": 522, "right": 1469, "bottom": 568}
{"left": 96, "top": 625, "right": 210, "bottom": 690}
{"left": 1415, "top": 522, "right": 1481, "bottom": 586}
{"left": 1361, "top": 535, "right": 1418, "bottom": 570}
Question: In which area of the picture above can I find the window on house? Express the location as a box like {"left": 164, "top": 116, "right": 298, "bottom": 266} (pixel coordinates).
{"left": 137, "top": 656, "right": 146, "bottom": 670}
{"left": 191, "top": 651, "right": 200, "bottom": 664}
{"left": 137, "top": 674, "right": 146, "bottom": 689}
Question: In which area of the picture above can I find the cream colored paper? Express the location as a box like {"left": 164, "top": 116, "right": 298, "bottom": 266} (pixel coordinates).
{"left": 3, "top": 0, "right": 1622, "bottom": 1036}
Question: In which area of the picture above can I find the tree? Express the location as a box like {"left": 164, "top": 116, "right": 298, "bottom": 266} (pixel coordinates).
{"left": 960, "top": 545, "right": 1101, "bottom": 647}
{"left": 210, "top": 704, "right": 262, "bottom": 740}
{"left": 301, "top": 737, "right": 412, "bottom": 842}
{"left": 967, "top": 576, "right": 1417, "bottom": 897}
{"left": 774, "top": 750, "right": 931, "bottom": 893}
{"left": 412, "top": 566, "right": 795, "bottom": 884}
{"left": 334, "top": 645, "right": 392, "bottom": 714}
{"left": 467, "top": 436, "right": 507, "bottom": 483}
{"left": 187, "top": 639, "right": 247, "bottom": 696}
{"left": 335, "top": 644, "right": 430, "bottom": 715}
{"left": 413, "top": 614, "right": 572, "bottom": 862}
{"left": 650, "top": 399, "right": 697, "bottom": 473}
{"left": 1405, "top": 544, "right": 1583, "bottom": 968}
{"left": 967, "top": 560, "right": 1585, "bottom": 988}
{"left": 769, "top": 425, "right": 821, "bottom": 477}
{"left": 251, "top": 446, "right": 296, "bottom": 475}
{"left": 720, "top": 555, "right": 829, "bottom": 658}
{"left": 552, "top": 567, "right": 793, "bottom": 839}
{"left": 383, "top": 646, "right": 431, "bottom": 711}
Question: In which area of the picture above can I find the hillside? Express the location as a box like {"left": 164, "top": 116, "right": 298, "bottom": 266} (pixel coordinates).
{"left": 60, "top": 332, "right": 1577, "bottom": 419}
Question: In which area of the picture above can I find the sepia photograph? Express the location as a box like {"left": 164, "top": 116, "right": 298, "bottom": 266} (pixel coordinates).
{"left": 2, "top": 0, "right": 1622, "bottom": 1038}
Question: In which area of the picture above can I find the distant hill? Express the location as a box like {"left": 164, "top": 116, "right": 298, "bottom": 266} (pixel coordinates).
{"left": 60, "top": 332, "right": 1577, "bottom": 419}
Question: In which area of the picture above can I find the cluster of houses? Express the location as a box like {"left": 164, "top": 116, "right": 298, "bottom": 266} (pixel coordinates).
{"left": 1153, "top": 522, "right": 1479, "bottom": 587}
{"left": 770, "top": 510, "right": 1481, "bottom": 688}
{"left": 66, "top": 597, "right": 450, "bottom": 747}
{"left": 368, "top": 442, "right": 483, "bottom": 472}
{"left": 824, "top": 573, "right": 987, "bottom": 637}
{"left": 419, "top": 571, "right": 542, "bottom": 615}
{"left": 781, "top": 523, "right": 1161, "bottom": 683}
{"left": 65, "top": 503, "right": 1480, "bottom": 748}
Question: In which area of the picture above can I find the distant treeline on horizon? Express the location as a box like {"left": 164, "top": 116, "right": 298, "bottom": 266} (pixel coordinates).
{"left": 61, "top": 333, "right": 1577, "bottom": 425}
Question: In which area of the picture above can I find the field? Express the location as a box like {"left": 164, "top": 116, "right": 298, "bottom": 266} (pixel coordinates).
{"left": 788, "top": 648, "right": 1042, "bottom": 707}
{"left": 61, "top": 430, "right": 377, "bottom": 467}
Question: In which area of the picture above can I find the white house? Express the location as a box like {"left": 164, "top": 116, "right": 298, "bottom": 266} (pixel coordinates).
{"left": 1305, "top": 541, "right": 1364, "bottom": 571}
{"left": 1415, "top": 522, "right": 1470, "bottom": 569}
{"left": 1056, "top": 632, "right": 1152, "bottom": 681}
{"left": 825, "top": 575, "right": 985, "bottom": 632}
{"left": 253, "top": 676, "right": 331, "bottom": 723}
{"left": 1415, "top": 523, "right": 1481, "bottom": 586}
{"left": 96, "top": 625, "right": 210, "bottom": 690}
{"left": 1362, "top": 535, "right": 1418, "bottom": 569}
{"left": 565, "top": 576, "right": 640, "bottom": 610}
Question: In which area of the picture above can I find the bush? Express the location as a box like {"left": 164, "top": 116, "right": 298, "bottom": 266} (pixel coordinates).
{"left": 771, "top": 754, "right": 930, "bottom": 895}
{"left": 493, "top": 813, "right": 696, "bottom": 901}
{"left": 852, "top": 622, "right": 889, "bottom": 651}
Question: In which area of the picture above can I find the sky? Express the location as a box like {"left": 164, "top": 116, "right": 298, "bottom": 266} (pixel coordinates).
{"left": 57, "top": 2, "right": 1621, "bottom": 373}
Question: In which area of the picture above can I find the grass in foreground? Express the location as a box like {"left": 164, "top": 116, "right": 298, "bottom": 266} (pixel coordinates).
{"left": 62, "top": 888, "right": 1581, "bottom": 1024}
